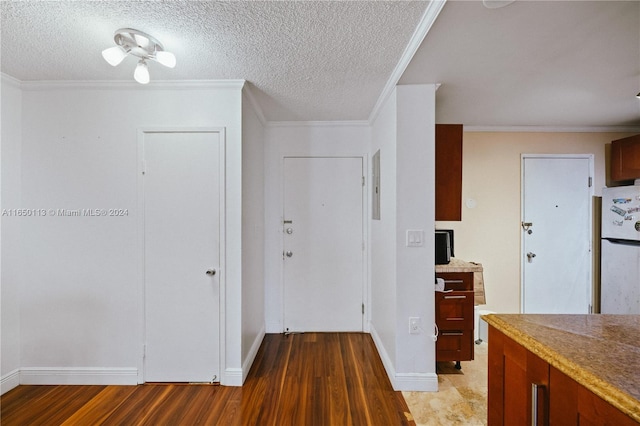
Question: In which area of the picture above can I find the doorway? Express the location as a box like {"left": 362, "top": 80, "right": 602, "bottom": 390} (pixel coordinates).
{"left": 521, "top": 154, "right": 593, "bottom": 313}
{"left": 139, "top": 129, "right": 224, "bottom": 382}
{"left": 282, "top": 157, "right": 365, "bottom": 332}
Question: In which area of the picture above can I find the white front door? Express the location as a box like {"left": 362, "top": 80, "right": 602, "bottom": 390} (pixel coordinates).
{"left": 283, "top": 157, "right": 364, "bottom": 332}
{"left": 521, "top": 155, "right": 593, "bottom": 314}
{"left": 142, "top": 130, "right": 222, "bottom": 382}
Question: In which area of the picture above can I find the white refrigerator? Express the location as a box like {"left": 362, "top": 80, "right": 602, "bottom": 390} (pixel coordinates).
{"left": 601, "top": 185, "right": 640, "bottom": 314}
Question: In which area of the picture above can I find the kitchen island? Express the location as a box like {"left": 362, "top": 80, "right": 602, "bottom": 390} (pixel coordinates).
{"left": 483, "top": 314, "right": 640, "bottom": 425}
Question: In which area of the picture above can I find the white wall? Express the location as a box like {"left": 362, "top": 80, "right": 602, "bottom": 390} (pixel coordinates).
{"left": 369, "top": 85, "right": 437, "bottom": 392}
{"left": 15, "top": 81, "right": 244, "bottom": 386}
{"left": 1, "top": 75, "right": 23, "bottom": 393}
{"left": 240, "top": 89, "right": 266, "bottom": 382}
{"left": 263, "top": 122, "right": 370, "bottom": 332}
{"left": 370, "top": 90, "right": 398, "bottom": 371}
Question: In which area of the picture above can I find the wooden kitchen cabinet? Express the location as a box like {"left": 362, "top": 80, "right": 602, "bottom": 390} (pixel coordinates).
{"left": 488, "top": 326, "right": 638, "bottom": 426}
{"left": 435, "top": 271, "right": 474, "bottom": 367}
{"left": 435, "top": 124, "right": 463, "bottom": 221}
{"left": 611, "top": 134, "right": 640, "bottom": 181}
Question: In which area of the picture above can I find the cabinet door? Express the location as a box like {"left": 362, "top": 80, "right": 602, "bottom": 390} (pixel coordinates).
{"left": 549, "top": 366, "right": 637, "bottom": 426}
{"left": 611, "top": 134, "right": 640, "bottom": 181}
{"left": 435, "top": 124, "right": 463, "bottom": 221}
{"left": 435, "top": 291, "right": 474, "bottom": 330}
{"left": 488, "top": 327, "right": 549, "bottom": 426}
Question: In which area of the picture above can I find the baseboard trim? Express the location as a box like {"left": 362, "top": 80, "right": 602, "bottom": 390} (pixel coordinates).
{"left": 19, "top": 367, "right": 138, "bottom": 385}
{"left": 369, "top": 324, "right": 438, "bottom": 392}
{"left": 223, "top": 368, "right": 243, "bottom": 387}
{"left": 395, "top": 372, "right": 438, "bottom": 392}
{"left": 369, "top": 323, "right": 397, "bottom": 388}
{"left": 1, "top": 369, "right": 20, "bottom": 395}
{"left": 242, "top": 326, "right": 266, "bottom": 385}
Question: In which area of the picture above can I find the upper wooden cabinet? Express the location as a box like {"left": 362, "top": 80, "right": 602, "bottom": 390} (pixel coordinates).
{"left": 611, "top": 134, "right": 640, "bottom": 181}
{"left": 435, "top": 124, "right": 463, "bottom": 221}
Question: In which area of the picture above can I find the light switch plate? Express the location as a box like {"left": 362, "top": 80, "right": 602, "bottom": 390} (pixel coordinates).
{"left": 406, "top": 229, "right": 424, "bottom": 247}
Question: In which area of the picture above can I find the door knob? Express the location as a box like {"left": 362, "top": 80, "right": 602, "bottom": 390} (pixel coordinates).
{"left": 206, "top": 269, "right": 216, "bottom": 276}
{"left": 526, "top": 252, "right": 536, "bottom": 263}
{"left": 285, "top": 251, "right": 293, "bottom": 258}
{"left": 286, "top": 227, "right": 293, "bottom": 234}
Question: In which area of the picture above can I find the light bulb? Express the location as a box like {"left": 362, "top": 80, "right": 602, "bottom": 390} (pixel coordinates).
{"left": 101, "top": 46, "right": 127, "bottom": 67}
{"left": 134, "top": 60, "right": 150, "bottom": 84}
{"left": 155, "top": 51, "right": 176, "bottom": 68}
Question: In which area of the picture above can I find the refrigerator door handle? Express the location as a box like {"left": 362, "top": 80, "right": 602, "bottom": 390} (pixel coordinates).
{"left": 603, "top": 237, "right": 640, "bottom": 247}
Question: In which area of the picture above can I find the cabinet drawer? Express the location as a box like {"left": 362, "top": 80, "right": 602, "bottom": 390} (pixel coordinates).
{"left": 435, "top": 272, "right": 473, "bottom": 291}
{"left": 435, "top": 291, "right": 474, "bottom": 330}
{"left": 436, "top": 329, "right": 474, "bottom": 362}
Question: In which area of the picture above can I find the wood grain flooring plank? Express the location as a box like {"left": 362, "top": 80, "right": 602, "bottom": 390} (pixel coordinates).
{"left": 0, "top": 333, "right": 416, "bottom": 426}
{"left": 60, "top": 385, "right": 137, "bottom": 426}
{"left": 101, "top": 384, "right": 173, "bottom": 425}
{"left": 3, "top": 385, "right": 105, "bottom": 426}
{"left": 0, "top": 385, "right": 54, "bottom": 419}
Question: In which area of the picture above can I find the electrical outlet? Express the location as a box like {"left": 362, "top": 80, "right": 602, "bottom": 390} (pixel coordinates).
{"left": 409, "top": 317, "right": 421, "bottom": 334}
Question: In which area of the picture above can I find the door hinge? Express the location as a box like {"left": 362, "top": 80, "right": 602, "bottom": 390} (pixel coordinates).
{"left": 362, "top": 303, "right": 365, "bottom": 314}
{"left": 143, "top": 344, "right": 146, "bottom": 359}
{"left": 588, "top": 176, "right": 592, "bottom": 187}
{"left": 362, "top": 176, "right": 365, "bottom": 187}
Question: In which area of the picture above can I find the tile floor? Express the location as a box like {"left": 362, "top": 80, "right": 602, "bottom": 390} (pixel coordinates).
{"left": 403, "top": 342, "right": 488, "bottom": 426}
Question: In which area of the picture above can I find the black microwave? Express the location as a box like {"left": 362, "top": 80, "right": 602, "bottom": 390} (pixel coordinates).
{"left": 435, "top": 229, "right": 454, "bottom": 265}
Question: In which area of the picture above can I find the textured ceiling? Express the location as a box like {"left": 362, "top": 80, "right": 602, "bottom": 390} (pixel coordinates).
{"left": 2, "top": 1, "right": 640, "bottom": 128}
{"left": 401, "top": 0, "right": 640, "bottom": 129}
{"left": 0, "top": 0, "right": 428, "bottom": 122}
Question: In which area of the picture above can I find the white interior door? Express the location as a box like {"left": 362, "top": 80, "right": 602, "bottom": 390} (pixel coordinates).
{"left": 522, "top": 155, "right": 593, "bottom": 313}
{"left": 283, "top": 157, "right": 364, "bottom": 332}
{"left": 143, "top": 131, "right": 221, "bottom": 382}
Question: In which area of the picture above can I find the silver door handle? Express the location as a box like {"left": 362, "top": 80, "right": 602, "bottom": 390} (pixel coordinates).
{"left": 206, "top": 269, "right": 216, "bottom": 276}
{"left": 285, "top": 251, "right": 293, "bottom": 258}
{"left": 527, "top": 252, "right": 536, "bottom": 263}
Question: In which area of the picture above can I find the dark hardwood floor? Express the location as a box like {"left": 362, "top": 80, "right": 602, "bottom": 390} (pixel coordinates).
{"left": 1, "top": 333, "right": 415, "bottom": 425}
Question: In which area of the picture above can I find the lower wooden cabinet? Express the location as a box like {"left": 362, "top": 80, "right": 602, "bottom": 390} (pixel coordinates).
{"left": 435, "top": 272, "right": 474, "bottom": 366}
{"left": 488, "top": 326, "right": 638, "bottom": 426}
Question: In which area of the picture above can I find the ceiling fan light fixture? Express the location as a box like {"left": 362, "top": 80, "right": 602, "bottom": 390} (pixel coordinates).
{"left": 101, "top": 45, "right": 128, "bottom": 67}
{"left": 154, "top": 51, "right": 176, "bottom": 68}
{"left": 102, "top": 28, "right": 175, "bottom": 84}
{"left": 134, "top": 60, "right": 150, "bottom": 84}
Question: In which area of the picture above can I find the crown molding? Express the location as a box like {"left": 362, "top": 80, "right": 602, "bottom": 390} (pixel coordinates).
{"left": 1, "top": 73, "right": 22, "bottom": 87}
{"left": 266, "top": 120, "right": 370, "bottom": 128}
{"left": 242, "top": 83, "right": 268, "bottom": 126}
{"left": 16, "top": 79, "right": 246, "bottom": 91}
{"left": 368, "top": 0, "right": 447, "bottom": 124}
{"left": 464, "top": 125, "right": 640, "bottom": 133}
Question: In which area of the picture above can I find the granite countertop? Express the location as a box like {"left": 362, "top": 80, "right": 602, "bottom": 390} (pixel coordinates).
{"left": 435, "top": 258, "right": 483, "bottom": 273}
{"left": 483, "top": 314, "right": 640, "bottom": 422}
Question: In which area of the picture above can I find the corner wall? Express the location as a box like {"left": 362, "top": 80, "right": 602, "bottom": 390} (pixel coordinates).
{"left": 240, "top": 89, "right": 266, "bottom": 383}
{"left": 1, "top": 75, "right": 23, "bottom": 393}
{"left": 370, "top": 84, "right": 437, "bottom": 391}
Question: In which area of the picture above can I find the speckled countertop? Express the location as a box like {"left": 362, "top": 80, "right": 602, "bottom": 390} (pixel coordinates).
{"left": 483, "top": 314, "right": 640, "bottom": 422}
{"left": 434, "top": 258, "right": 483, "bottom": 273}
